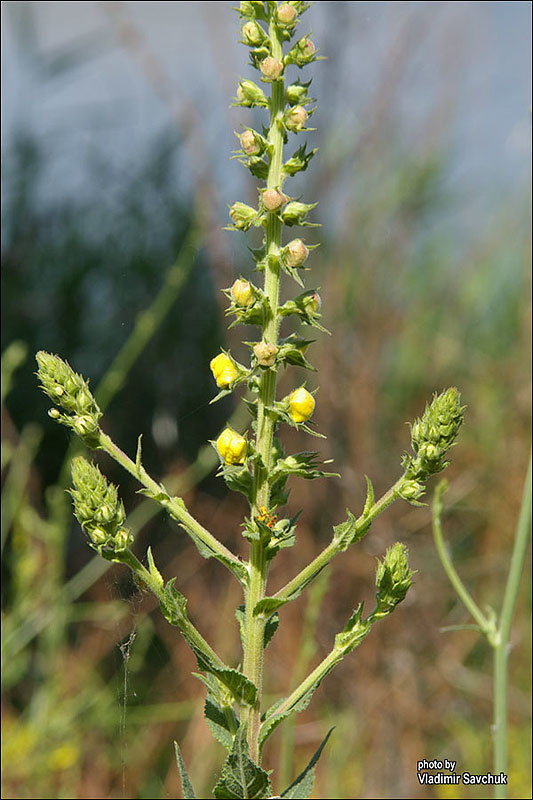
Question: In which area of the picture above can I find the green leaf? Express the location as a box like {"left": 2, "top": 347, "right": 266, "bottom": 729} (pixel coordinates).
{"left": 204, "top": 695, "right": 239, "bottom": 751}
{"left": 333, "top": 508, "right": 371, "bottom": 551}
{"left": 235, "top": 605, "right": 279, "bottom": 650}
{"left": 220, "top": 463, "right": 254, "bottom": 502}
{"left": 190, "top": 646, "right": 258, "bottom": 706}
{"left": 263, "top": 612, "right": 280, "bottom": 648}
{"left": 174, "top": 742, "right": 196, "bottom": 799}
{"left": 281, "top": 728, "right": 334, "bottom": 798}
{"left": 213, "top": 725, "right": 272, "bottom": 799}
{"left": 363, "top": 475, "right": 375, "bottom": 516}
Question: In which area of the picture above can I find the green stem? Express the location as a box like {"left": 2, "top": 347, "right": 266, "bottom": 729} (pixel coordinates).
{"left": 97, "top": 430, "right": 243, "bottom": 577}
{"left": 272, "top": 477, "right": 404, "bottom": 606}
{"left": 243, "top": 17, "right": 286, "bottom": 763}
{"left": 120, "top": 550, "right": 229, "bottom": 671}
{"left": 493, "top": 454, "right": 532, "bottom": 798}
{"left": 432, "top": 481, "right": 490, "bottom": 634}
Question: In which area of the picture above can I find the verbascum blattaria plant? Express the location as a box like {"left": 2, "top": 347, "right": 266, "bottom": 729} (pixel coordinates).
{"left": 36, "top": 3, "right": 464, "bottom": 797}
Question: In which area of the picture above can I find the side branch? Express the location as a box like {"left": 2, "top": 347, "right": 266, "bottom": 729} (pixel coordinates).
{"left": 98, "top": 431, "right": 246, "bottom": 582}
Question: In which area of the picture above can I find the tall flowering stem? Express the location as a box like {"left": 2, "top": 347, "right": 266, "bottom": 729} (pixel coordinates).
{"left": 36, "top": 3, "right": 465, "bottom": 795}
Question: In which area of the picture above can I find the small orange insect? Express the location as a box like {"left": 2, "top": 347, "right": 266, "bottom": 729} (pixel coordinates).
{"left": 256, "top": 505, "right": 278, "bottom": 529}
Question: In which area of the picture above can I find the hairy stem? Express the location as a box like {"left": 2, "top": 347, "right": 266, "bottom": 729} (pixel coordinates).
{"left": 271, "top": 477, "right": 405, "bottom": 607}
{"left": 97, "top": 431, "right": 243, "bottom": 577}
{"left": 243, "top": 18, "right": 286, "bottom": 763}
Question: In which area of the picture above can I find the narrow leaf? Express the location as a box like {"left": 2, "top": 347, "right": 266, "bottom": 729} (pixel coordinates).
{"left": 281, "top": 728, "right": 334, "bottom": 799}
{"left": 174, "top": 742, "right": 196, "bottom": 799}
{"left": 363, "top": 475, "right": 375, "bottom": 516}
{"left": 260, "top": 682, "right": 320, "bottom": 746}
{"left": 204, "top": 695, "right": 239, "bottom": 751}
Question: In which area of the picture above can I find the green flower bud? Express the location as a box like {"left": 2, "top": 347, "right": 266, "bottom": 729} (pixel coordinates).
{"left": 242, "top": 20, "right": 266, "bottom": 46}
{"left": 403, "top": 388, "right": 464, "bottom": 480}
{"left": 70, "top": 457, "right": 130, "bottom": 556}
{"left": 276, "top": 3, "right": 298, "bottom": 25}
{"left": 375, "top": 543, "right": 414, "bottom": 614}
{"left": 253, "top": 341, "right": 279, "bottom": 367}
{"left": 284, "top": 238, "right": 309, "bottom": 267}
{"left": 284, "top": 105, "right": 308, "bottom": 132}
{"left": 48, "top": 408, "right": 61, "bottom": 419}
{"left": 303, "top": 291, "right": 321, "bottom": 313}
{"left": 36, "top": 351, "right": 101, "bottom": 423}
{"left": 280, "top": 201, "right": 316, "bottom": 226}
{"left": 287, "top": 36, "right": 316, "bottom": 67}
{"left": 240, "top": 129, "right": 263, "bottom": 156}
{"left": 229, "top": 201, "right": 257, "bottom": 230}
{"left": 396, "top": 478, "right": 425, "bottom": 503}
{"left": 239, "top": 0, "right": 265, "bottom": 18}
{"left": 236, "top": 79, "right": 268, "bottom": 107}
{"left": 259, "top": 56, "right": 284, "bottom": 81}
{"left": 286, "top": 82, "right": 309, "bottom": 106}
{"left": 262, "top": 188, "right": 287, "bottom": 212}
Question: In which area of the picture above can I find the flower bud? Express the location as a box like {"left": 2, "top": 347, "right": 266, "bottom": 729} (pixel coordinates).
{"left": 236, "top": 79, "right": 267, "bottom": 107}
{"left": 276, "top": 3, "right": 297, "bottom": 24}
{"left": 242, "top": 20, "right": 266, "bottom": 46}
{"left": 285, "top": 105, "right": 308, "bottom": 132}
{"left": 375, "top": 543, "right": 414, "bottom": 613}
{"left": 259, "top": 57, "right": 284, "bottom": 81}
{"left": 231, "top": 278, "right": 254, "bottom": 307}
{"left": 240, "top": 129, "right": 262, "bottom": 156}
{"left": 284, "top": 238, "right": 309, "bottom": 267}
{"left": 253, "top": 341, "right": 278, "bottom": 367}
{"left": 216, "top": 427, "right": 247, "bottom": 465}
{"left": 287, "top": 37, "right": 316, "bottom": 67}
{"left": 281, "top": 201, "right": 315, "bottom": 226}
{"left": 229, "top": 201, "right": 257, "bottom": 230}
{"left": 286, "top": 82, "right": 308, "bottom": 106}
{"left": 288, "top": 386, "right": 315, "bottom": 423}
{"left": 303, "top": 292, "right": 321, "bottom": 314}
{"left": 262, "top": 188, "right": 287, "bottom": 212}
{"left": 403, "top": 388, "right": 464, "bottom": 480}
{"left": 210, "top": 353, "right": 240, "bottom": 388}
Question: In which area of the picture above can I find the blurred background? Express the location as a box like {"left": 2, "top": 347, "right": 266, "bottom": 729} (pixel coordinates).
{"left": 1, "top": 2, "right": 531, "bottom": 798}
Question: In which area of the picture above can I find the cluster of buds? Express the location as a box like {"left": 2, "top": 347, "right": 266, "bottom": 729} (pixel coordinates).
{"left": 402, "top": 388, "right": 464, "bottom": 482}
{"left": 374, "top": 543, "right": 414, "bottom": 617}
{"left": 35, "top": 351, "right": 102, "bottom": 446}
{"left": 69, "top": 456, "right": 133, "bottom": 557}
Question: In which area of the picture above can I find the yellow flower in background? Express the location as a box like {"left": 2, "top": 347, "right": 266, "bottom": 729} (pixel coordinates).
{"left": 288, "top": 387, "right": 315, "bottom": 423}
{"left": 216, "top": 427, "right": 247, "bottom": 465}
{"left": 210, "top": 353, "right": 239, "bottom": 388}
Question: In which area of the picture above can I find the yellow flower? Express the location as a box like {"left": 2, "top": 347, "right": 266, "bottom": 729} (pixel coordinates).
{"left": 288, "top": 387, "right": 315, "bottom": 423}
{"left": 216, "top": 427, "right": 247, "bottom": 465}
{"left": 210, "top": 353, "right": 239, "bottom": 388}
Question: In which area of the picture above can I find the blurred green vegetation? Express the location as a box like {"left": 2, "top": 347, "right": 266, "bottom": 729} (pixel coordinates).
{"left": 1, "top": 23, "right": 531, "bottom": 800}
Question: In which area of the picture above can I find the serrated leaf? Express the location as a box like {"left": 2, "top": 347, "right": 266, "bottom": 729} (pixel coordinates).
{"left": 280, "top": 728, "right": 334, "bottom": 798}
{"left": 235, "top": 605, "right": 279, "bottom": 650}
{"left": 205, "top": 695, "right": 239, "bottom": 751}
{"left": 213, "top": 725, "right": 272, "bottom": 799}
{"left": 220, "top": 463, "right": 254, "bottom": 502}
{"left": 174, "top": 742, "right": 196, "bottom": 799}
{"left": 189, "top": 645, "right": 258, "bottom": 706}
{"left": 333, "top": 508, "right": 371, "bottom": 551}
